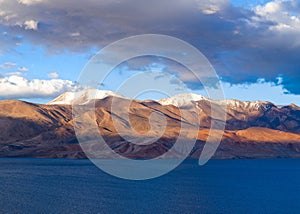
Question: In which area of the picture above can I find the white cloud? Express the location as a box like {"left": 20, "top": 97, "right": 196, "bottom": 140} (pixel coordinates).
{"left": 254, "top": 0, "right": 300, "bottom": 33}
{"left": 0, "top": 75, "right": 82, "bottom": 99}
{"left": 70, "top": 32, "right": 80, "bottom": 37}
{"left": 48, "top": 71, "right": 59, "bottom": 79}
{"left": 6, "top": 72, "right": 23, "bottom": 76}
{"left": 18, "top": 0, "right": 43, "bottom": 6}
{"left": 18, "top": 66, "right": 29, "bottom": 71}
{"left": 199, "top": 0, "right": 228, "bottom": 14}
{"left": 257, "top": 1, "right": 280, "bottom": 13}
{"left": 24, "top": 20, "right": 38, "bottom": 30}
{"left": 0, "top": 62, "right": 17, "bottom": 69}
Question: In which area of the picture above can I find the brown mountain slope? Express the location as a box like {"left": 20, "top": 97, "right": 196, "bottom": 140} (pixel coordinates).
{"left": 196, "top": 99, "right": 300, "bottom": 133}
{"left": 0, "top": 95, "right": 300, "bottom": 159}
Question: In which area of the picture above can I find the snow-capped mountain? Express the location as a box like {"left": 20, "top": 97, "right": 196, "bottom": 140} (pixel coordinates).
{"left": 158, "top": 93, "right": 208, "bottom": 107}
{"left": 48, "top": 89, "right": 277, "bottom": 112}
{"left": 0, "top": 91, "right": 300, "bottom": 159}
{"left": 158, "top": 93, "right": 276, "bottom": 111}
{"left": 214, "top": 99, "right": 276, "bottom": 111}
{"left": 48, "top": 89, "right": 123, "bottom": 105}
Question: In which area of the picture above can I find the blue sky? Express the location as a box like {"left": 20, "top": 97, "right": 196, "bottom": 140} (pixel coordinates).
{"left": 0, "top": 0, "right": 300, "bottom": 105}
{"left": 0, "top": 42, "right": 93, "bottom": 80}
{"left": 231, "top": 0, "right": 271, "bottom": 7}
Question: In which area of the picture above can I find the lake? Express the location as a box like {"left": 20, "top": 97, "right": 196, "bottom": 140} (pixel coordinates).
{"left": 0, "top": 158, "right": 299, "bottom": 213}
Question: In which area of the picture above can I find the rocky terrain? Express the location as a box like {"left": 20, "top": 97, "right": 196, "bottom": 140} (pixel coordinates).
{"left": 0, "top": 90, "right": 300, "bottom": 159}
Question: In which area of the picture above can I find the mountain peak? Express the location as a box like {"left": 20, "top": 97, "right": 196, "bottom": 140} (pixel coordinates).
{"left": 48, "top": 89, "right": 123, "bottom": 105}
{"left": 48, "top": 90, "right": 297, "bottom": 111}
{"left": 158, "top": 93, "right": 208, "bottom": 107}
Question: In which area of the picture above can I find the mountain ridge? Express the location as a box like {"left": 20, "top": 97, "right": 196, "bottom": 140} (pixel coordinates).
{"left": 1, "top": 90, "right": 300, "bottom": 159}
{"left": 48, "top": 89, "right": 299, "bottom": 109}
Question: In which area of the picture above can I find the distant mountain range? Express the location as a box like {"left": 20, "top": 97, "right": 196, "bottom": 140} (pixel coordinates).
{"left": 1, "top": 90, "right": 300, "bottom": 159}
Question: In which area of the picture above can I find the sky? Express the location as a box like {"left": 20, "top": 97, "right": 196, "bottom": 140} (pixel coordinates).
{"left": 0, "top": 0, "right": 299, "bottom": 105}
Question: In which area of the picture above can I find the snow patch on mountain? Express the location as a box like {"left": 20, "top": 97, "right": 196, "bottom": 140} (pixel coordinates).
{"left": 216, "top": 99, "right": 276, "bottom": 111}
{"left": 158, "top": 93, "right": 208, "bottom": 107}
{"left": 49, "top": 90, "right": 277, "bottom": 111}
{"left": 48, "top": 89, "right": 123, "bottom": 105}
{"left": 158, "top": 93, "right": 277, "bottom": 111}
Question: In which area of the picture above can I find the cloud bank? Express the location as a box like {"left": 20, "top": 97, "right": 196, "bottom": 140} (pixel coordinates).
{"left": 0, "top": 75, "right": 81, "bottom": 99}
{"left": 0, "top": 0, "right": 299, "bottom": 94}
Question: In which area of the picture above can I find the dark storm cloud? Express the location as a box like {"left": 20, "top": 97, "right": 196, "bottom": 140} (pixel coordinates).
{"left": 0, "top": 0, "right": 300, "bottom": 93}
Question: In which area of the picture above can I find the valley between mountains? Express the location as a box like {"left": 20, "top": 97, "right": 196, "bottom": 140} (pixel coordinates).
{"left": 1, "top": 90, "right": 300, "bottom": 159}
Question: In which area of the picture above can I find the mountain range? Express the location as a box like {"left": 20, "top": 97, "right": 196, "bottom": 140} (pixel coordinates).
{"left": 1, "top": 90, "right": 300, "bottom": 159}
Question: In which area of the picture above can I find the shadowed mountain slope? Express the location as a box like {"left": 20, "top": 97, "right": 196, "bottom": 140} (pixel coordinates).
{"left": 0, "top": 91, "right": 300, "bottom": 159}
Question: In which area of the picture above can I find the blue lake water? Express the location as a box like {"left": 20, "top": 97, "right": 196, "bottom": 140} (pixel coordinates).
{"left": 0, "top": 158, "right": 299, "bottom": 213}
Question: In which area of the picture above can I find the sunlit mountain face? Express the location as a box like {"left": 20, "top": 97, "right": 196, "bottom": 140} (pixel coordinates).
{"left": 0, "top": 90, "right": 299, "bottom": 159}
